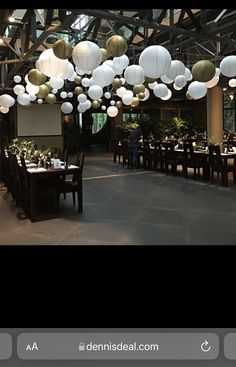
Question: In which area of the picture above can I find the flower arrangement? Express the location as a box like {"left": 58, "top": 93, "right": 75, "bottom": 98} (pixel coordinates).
{"left": 8, "top": 138, "right": 53, "bottom": 165}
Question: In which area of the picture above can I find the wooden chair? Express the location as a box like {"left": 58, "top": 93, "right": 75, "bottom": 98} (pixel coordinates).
{"left": 182, "top": 141, "right": 206, "bottom": 180}
{"left": 208, "top": 145, "right": 236, "bottom": 186}
{"left": 163, "top": 142, "right": 182, "bottom": 175}
{"left": 59, "top": 152, "right": 85, "bottom": 212}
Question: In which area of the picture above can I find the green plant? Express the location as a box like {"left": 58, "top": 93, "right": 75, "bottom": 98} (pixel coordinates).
{"left": 208, "top": 137, "right": 219, "bottom": 146}
{"left": 113, "top": 121, "right": 139, "bottom": 140}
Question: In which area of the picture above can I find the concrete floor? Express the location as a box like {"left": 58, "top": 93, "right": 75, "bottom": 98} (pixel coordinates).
{"left": 1, "top": 148, "right": 236, "bottom": 245}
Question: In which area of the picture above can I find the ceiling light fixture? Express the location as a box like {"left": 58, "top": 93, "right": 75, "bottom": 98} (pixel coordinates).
{"left": 9, "top": 16, "right": 15, "bottom": 22}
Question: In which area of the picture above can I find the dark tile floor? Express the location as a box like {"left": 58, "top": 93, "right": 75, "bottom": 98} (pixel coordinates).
{"left": 1, "top": 148, "right": 236, "bottom": 245}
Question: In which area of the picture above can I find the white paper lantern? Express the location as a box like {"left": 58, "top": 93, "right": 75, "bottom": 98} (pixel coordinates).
{"left": 103, "top": 60, "right": 122, "bottom": 76}
{"left": 141, "top": 88, "right": 150, "bottom": 101}
{"left": 184, "top": 67, "right": 193, "bottom": 81}
{"left": 35, "top": 59, "right": 41, "bottom": 71}
{"left": 92, "top": 64, "right": 115, "bottom": 87}
{"left": 160, "top": 75, "right": 173, "bottom": 84}
{"left": 175, "top": 75, "right": 187, "bottom": 88}
{"left": 220, "top": 55, "right": 236, "bottom": 77}
{"left": 26, "top": 82, "right": 39, "bottom": 95}
{"left": 107, "top": 106, "right": 118, "bottom": 117}
{"left": 154, "top": 83, "right": 168, "bottom": 98}
{"left": 117, "top": 87, "right": 127, "bottom": 97}
{"left": 29, "top": 94, "right": 37, "bottom": 101}
{"left": 72, "top": 41, "right": 102, "bottom": 71}
{"left": 205, "top": 76, "right": 219, "bottom": 88}
{"left": 110, "top": 100, "right": 115, "bottom": 106}
{"left": 60, "top": 61, "right": 74, "bottom": 80}
{"left": 122, "top": 93, "right": 133, "bottom": 105}
{"left": 37, "top": 49, "right": 68, "bottom": 78}
{"left": 60, "top": 91, "right": 68, "bottom": 99}
{"left": 173, "top": 83, "right": 182, "bottom": 91}
{"left": 215, "top": 68, "right": 221, "bottom": 77}
{"left": 148, "top": 81, "right": 158, "bottom": 89}
{"left": 161, "top": 89, "right": 172, "bottom": 100}
{"left": 68, "top": 71, "right": 77, "bottom": 82}
{"left": 17, "top": 93, "right": 31, "bottom": 105}
{"left": 125, "top": 90, "right": 134, "bottom": 97}
{"left": 13, "top": 84, "right": 25, "bottom": 96}
{"left": 88, "top": 85, "right": 103, "bottom": 100}
{"left": 49, "top": 77, "right": 64, "bottom": 89}
{"left": 37, "top": 99, "right": 43, "bottom": 104}
{"left": 61, "top": 102, "right": 73, "bottom": 114}
{"left": 60, "top": 60, "right": 75, "bottom": 79}
{"left": 229, "top": 78, "right": 236, "bottom": 87}
{"left": 120, "top": 77, "right": 126, "bottom": 85}
{"left": 14, "top": 75, "right": 21, "bottom": 83}
{"left": 104, "top": 92, "right": 111, "bottom": 99}
{"left": 78, "top": 93, "right": 87, "bottom": 103}
{"left": 188, "top": 81, "right": 207, "bottom": 99}
{"left": 82, "top": 77, "right": 90, "bottom": 87}
{"left": 51, "top": 88, "right": 58, "bottom": 94}
{"left": 166, "top": 60, "right": 186, "bottom": 80}
{"left": 75, "top": 68, "right": 87, "bottom": 75}
{"left": 139, "top": 45, "right": 172, "bottom": 78}
{"left": 85, "top": 99, "right": 92, "bottom": 109}
{"left": 113, "top": 54, "right": 129, "bottom": 70}
{"left": 24, "top": 74, "right": 29, "bottom": 83}
{"left": 0, "top": 94, "right": 15, "bottom": 108}
{"left": 67, "top": 92, "right": 73, "bottom": 98}
{"left": 0, "top": 106, "right": 9, "bottom": 113}
{"left": 101, "top": 105, "right": 106, "bottom": 110}
{"left": 77, "top": 104, "right": 86, "bottom": 113}
{"left": 124, "top": 65, "right": 145, "bottom": 85}
{"left": 88, "top": 77, "right": 96, "bottom": 87}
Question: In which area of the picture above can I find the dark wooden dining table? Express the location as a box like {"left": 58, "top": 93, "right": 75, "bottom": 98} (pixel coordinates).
{"left": 26, "top": 164, "right": 82, "bottom": 221}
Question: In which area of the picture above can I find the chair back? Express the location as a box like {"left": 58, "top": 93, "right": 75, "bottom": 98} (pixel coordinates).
{"left": 75, "top": 151, "right": 85, "bottom": 171}
{"left": 20, "top": 156, "right": 29, "bottom": 189}
{"left": 183, "top": 141, "right": 195, "bottom": 162}
{"left": 208, "top": 145, "right": 223, "bottom": 169}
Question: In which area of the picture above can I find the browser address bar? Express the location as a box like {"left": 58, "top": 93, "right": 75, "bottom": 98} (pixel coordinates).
{"left": 17, "top": 332, "right": 219, "bottom": 360}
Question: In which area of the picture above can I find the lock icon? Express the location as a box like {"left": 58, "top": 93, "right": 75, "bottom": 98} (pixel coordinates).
{"left": 79, "top": 342, "right": 85, "bottom": 351}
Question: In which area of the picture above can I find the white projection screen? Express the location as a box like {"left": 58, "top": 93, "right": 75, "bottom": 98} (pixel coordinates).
{"left": 17, "top": 104, "right": 62, "bottom": 136}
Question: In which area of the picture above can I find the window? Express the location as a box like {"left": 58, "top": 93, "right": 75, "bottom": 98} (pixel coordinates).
{"left": 91, "top": 113, "right": 107, "bottom": 134}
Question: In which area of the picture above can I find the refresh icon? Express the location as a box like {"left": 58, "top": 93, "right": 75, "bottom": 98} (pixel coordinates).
{"left": 201, "top": 340, "right": 211, "bottom": 352}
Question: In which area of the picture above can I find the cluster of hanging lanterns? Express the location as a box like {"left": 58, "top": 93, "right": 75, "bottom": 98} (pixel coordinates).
{"left": 1, "top": 35, "right": 236, "bottom": 115}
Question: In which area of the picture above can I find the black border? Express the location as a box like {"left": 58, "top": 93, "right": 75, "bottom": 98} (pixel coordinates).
{"left": 1, "top": 245, "right": 235, "bottom": 328}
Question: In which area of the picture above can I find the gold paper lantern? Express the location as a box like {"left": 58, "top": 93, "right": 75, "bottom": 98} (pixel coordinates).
{"left": 116, "top": 100, "right": 122, "bottom": 108}
{"left": 92, "top": 100, "right": 100, "bottom": 109}
{"left": 145, "top": 76, "right": 156, "bottom": 83}
{"left": 138, "top": 92, "right": 145, "bottom": 100}
{"left": 53, "top": 39, "right": 73, "bottom": 59}
{"left": 45, "top": 82, "right": 53, "bottom": 92}
{"left": 98, "top": 98, "right": 103, "bottom": 104}
{"left": 28, "top": 69, "right": 46, "bottom": 86}
{"left": 192, "top": 60, "right": 215, "bottom": 82}
{"left": 186, "top": 92, "right": 193, "bottom": 100}
{"left": 106, "top": 35, "right": 128, "bottom": 57}
{"left": 19, "top": 103, "right": 32, "bottom": 109}
{"left": 112, "top": 78, "right": 122, "bottom": 88}
{"left": 131, "top": 97, "right": 140, "bottom": 107}
{"left": 74, "top": 76, "right": 82, "bottom": 84}
{"left": 36, "top": 84, "right": 49, "bottom": 99}
{"left": 45, "top": 93, "right": 57, "bottom": 104}
{"left": 74, "top": 86, "right": 83, "bottom": 95}
{"left": 100, "top": 48, "right": 109, "bottom": 62}
{"left": 133, "top": 84, "right": 145, "bottom": 94}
